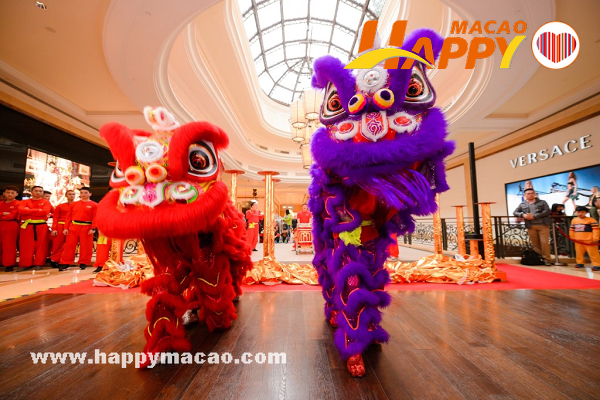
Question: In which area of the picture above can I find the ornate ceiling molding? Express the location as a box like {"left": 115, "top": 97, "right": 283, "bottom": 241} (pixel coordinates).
{"left": 101, "top": 0, "right": 560, "bottom": 181}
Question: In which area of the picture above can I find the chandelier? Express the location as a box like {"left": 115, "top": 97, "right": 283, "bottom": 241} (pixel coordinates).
{"left": 289, "top": 89, "right": 323, "bottom": 169}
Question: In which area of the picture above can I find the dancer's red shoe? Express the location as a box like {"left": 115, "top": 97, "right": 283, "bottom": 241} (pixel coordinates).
{"left": 347, "top": 354, "right": 365, "bottom": 377}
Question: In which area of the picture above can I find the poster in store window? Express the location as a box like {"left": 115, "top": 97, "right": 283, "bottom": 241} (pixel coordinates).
{"left": 23, "top": 148, "right": 91, "bottom": 206}
{"left": 505, "top": 164, "right": 600, "bottom": 216}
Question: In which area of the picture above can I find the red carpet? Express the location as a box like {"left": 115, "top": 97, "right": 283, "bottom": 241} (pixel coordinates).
{"left": 42, "top": 264, "right": 600, "bottom": 294}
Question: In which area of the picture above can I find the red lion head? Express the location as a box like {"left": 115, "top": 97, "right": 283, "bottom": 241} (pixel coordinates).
{"left": 97, "top": 107, "right": 231, "bottom": 239}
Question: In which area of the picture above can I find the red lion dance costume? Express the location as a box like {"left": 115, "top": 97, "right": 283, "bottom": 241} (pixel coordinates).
{"left": 97, "top": 107, "right": 252, "bottom": 367}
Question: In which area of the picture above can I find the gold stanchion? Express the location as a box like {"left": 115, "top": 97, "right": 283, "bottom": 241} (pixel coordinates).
{"left": 258, "top": 171, "right": 279, "bottom": 260}
{"left": 469, "top": 241, "right": 480, "bottom": 256}
{"left": 262, "top": 177, "right": 280, "bottom": 259}
{"left": 385, "top": 196, "right": 498, "bottom": 283}
{"left": 110, "top": 238, "right": 124, "bottom": 263}
{"left": 433, "top": 193, "right": 443, "bottom": 255}
{"left": 242, "top": 174, "right": 320, "bottom": 286}
{"left": 476, "top": 202, "right": 496, "bottom": 270}
{"left": 452, "top": 205, "right": 467, "bottom": 255}
{"left": 242, "top": 172, "right": 319, "bottom": 286}
{"left": 137, "top": 240, "right": 145, "bottom": 255}
{"left": 224, "top": 169, "right": 245, "bottom": 205}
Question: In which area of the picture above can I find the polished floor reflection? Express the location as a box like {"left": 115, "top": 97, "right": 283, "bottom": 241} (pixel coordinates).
{"left": 1, "top": 288, "right": 599, "bottom": 399}
{"left": 0, "top": 267, "right": 95, "bottom": 301}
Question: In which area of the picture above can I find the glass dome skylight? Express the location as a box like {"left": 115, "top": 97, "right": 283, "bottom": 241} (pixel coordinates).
{"left": 237, "top": 0, "right": 387, "bottom": 105}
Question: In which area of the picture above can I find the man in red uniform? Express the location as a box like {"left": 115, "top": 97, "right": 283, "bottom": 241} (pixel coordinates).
{"left": 49, "top": 189, "right": 75, "bottom": 268}
{"left": 387, "top": 234, "right": 400, "bottom": 258}
{"left": 0, "top": 186, "right": 20, "bottom": 272}
{"left": 245, "top": 201, "right": 263, "bottom": 251}
{"left": 43, "top": 190, "right": 55, "bottom": 261}
{"left": 92, "top": 233, "right": 112, "bottom": 273}
{"left": 18, "top": 185, "right": 52, "bottom": 271}
{"left": 293, "top": 203, "right": 312, "bottom": 251}
{"left": 43, "top": 191, "right": 53, "bottom": 204}
{"left": 297, "top": 203, "right": 312, "bottom": 224}
{"left": 59, "top": 187, "right": 97, "bottom": 270}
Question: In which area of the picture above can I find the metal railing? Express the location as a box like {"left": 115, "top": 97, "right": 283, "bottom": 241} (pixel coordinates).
{"left": 404, "top": 217, "right": 476, "bottom": 252}
{"left": 402, "top": 216, "right": 576, "bottom": 258}
{"left": 89, "top": 237, "right": 139, "bottom": 256}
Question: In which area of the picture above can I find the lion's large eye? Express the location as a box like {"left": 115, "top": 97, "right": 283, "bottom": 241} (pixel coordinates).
{"left": 321, "top": 82, "right": 347, "bottom": 122}
{"left": 111, "top": 160, "right": 126, "bottom": 183}
{"left": 328, "top": 95, "right": 342, "bottom": 112}
{"left": 188, "top": 142, "right": 217, "bottom": 177}
{"left": 406, "top": 79, "right": 423, "bottom": 98}
{"left": 404, "top": 65, "right": 433, "bottom": 103}
{"left": 114, "top": 161, "right": 124, "bottom": 177}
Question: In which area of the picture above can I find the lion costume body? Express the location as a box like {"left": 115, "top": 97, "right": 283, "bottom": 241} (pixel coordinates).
{"left": 97, "top": 107, "right": 252, "bottom": 366}
{"left": 308, "top": 29, "right": 454, "bottom": 376}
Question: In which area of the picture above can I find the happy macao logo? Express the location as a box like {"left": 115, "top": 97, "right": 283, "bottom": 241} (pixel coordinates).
{"left": 532, "top": 22, "right": 579, "bottom": 69}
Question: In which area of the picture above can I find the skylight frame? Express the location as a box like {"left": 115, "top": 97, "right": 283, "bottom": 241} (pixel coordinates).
{"left": 239, "top": 0, "right": 384, "bottom": 105}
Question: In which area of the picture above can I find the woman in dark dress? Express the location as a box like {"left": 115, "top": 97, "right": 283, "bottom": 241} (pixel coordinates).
{"left": 562, "top": 172, "right": 578, "bottom": 212}
{"left": 588, "top": 186, "right": 599, "bottom": 221}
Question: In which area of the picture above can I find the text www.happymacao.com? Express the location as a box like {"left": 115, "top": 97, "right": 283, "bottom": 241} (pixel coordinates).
{"left": 30, "top": 350, "right": 286, "bottom": 368}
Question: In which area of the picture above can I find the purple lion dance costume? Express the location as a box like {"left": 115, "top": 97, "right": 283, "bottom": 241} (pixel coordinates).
{"left": 308, "top": 28, "right": 455, "bottom": 377}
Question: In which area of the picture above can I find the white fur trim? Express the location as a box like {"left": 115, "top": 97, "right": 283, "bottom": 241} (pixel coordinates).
{"left": 387, "top": 111, "right": 419, "bottom": 135}
{"left": 334, "top": 120, "right": 360, "bottom": 141}
{"left": 355, "top": 67, "right": 387, "bottom": 94}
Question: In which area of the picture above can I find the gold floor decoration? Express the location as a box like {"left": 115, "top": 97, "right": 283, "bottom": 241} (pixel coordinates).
{"left": 99, "top": 252, "right": 496, "bottom": 288}
{"left": 243, "top": 257, "right": 319, "bottom": 285}
{"left": 385, "top": 254, "right": 497, "bottom": 284}
{"left": 93, "top": 254, "right": 155, "bottom": 289}
{"left": 243, "top": 254, "right": 497, "bottom": 286}
{"left": 243, "top": 253, "right": 497, "bottom": 286}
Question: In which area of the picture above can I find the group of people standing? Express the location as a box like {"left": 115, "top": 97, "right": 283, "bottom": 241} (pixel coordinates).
{"left": 0, "top": 185, "right": 101, "bottom": 273}
{"left": 514, "top": 183, "right": 600, "bottom": 270}
{"left": 244, "top": 202, "right": 312, "bottom": 251}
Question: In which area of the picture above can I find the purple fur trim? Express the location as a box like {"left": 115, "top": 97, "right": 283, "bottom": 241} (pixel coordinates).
{"left": 309, "top": 39, "right": 453, "bottom": 361}
{"left": 335, "top": 287, "right": 391, "bottom": 316}
{"left": 333, "top": 307, "right": 389, "bottom": 360}
{"left": 387, "top": 68, "right": 411, "bottom": 108}
{"left": 402, "top": 28, "right": 445, "bottom": 62}
{"left": 334, "top": 261, "right": 377, "bottom": 289}
{"left": 352, "top": 172, "right": 436, "bottom": 215}
{"left": 385, "top": 212, "right": 417, "bottom": 237}
{"left": 385, "top": 29, "right": 445, "bottom": 112}
{"left": 312, "top": 55, "right": 356, "bottom": 113}
{"left": 311, "top": 108, "right": 454, "bottom": 177}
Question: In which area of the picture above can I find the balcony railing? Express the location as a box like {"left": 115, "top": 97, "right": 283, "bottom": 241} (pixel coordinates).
{"left": 402, "top": 216, "right": 575, "bottom": 258}
{"left": 89, "top": 237, "right": 139, "bottom": 256}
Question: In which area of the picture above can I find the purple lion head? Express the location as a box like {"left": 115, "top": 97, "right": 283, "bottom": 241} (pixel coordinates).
{"left": 310, "top": 28, "right": 455, "bottom": 213}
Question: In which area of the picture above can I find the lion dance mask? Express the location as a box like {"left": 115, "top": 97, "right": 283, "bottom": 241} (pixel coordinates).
{"left": 97, "top": 107, "right": 252, "bottom": 367}
{"left": 309, "top": 29, "right": 455, "bottom": 376}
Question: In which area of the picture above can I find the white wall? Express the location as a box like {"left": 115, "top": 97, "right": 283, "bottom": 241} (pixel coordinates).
{"left": 443, "top": 115, "right": 600, "bottom": 217}
{"left": 440, "top": 164, "right": 467, "bottom": 218}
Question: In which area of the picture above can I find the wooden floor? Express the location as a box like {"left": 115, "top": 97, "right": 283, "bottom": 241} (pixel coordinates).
{"left": 1, "top": 289, "right": 600, "bottom": 399}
